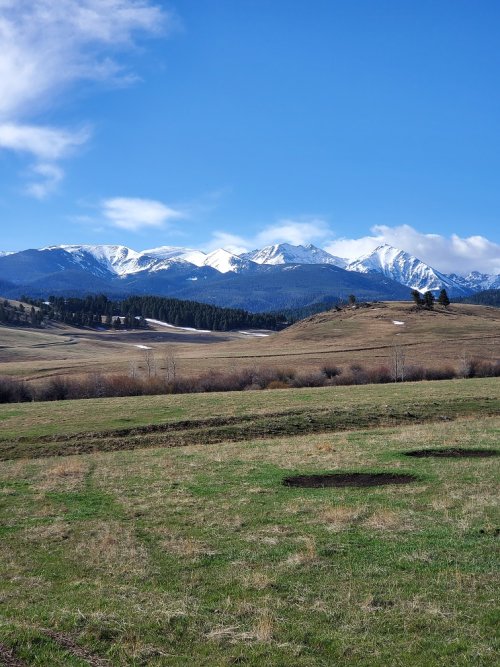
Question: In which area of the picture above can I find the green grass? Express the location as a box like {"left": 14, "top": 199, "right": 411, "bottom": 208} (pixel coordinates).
{"left": 0, "top": 377, "right": 498, "bottom": 442}
{"left": 0, "top": 378, "right": 499, "bottom": 665}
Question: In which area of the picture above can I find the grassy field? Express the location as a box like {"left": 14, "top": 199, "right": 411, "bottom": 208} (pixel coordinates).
{"left": 1, "top": 302, "right": 499, "bottom": 383}
{"left": 0, "top": 379, "right": 499, "bottom": 665}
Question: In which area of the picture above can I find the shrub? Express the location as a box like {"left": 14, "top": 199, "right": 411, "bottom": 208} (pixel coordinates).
{"left": 291, "top": 372, "right": 326, "bottom": 388}
{"left": 424, "top": 366, "right": 456, "bottom": 381}
{"left": 321, "top": 363, "right": 342, "bottom": 379}
{"left": 0, "top": 376, "right": 33, "bottom": 402}
{"left": 266, "top": 380, "right": 289, "bottom": 390}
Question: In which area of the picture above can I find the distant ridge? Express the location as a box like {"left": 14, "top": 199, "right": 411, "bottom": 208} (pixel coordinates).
{"left": 0, "top": 240, "right": 494, "bottom": 310}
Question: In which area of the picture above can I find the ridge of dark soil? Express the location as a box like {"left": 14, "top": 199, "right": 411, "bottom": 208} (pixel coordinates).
{"left": 283, "top": 472, "right": 418, "bottom": 488}
{"left": 404, "top": 447, "right": 499, "bottom": 458}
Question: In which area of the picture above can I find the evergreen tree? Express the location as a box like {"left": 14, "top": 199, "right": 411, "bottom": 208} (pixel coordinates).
{"left": 411, "top": 290, "right": 424, "bottom": 307}
{"left": 423, "top": 291, "right": 435, "bottom": 310}
{"left": 438, "top": 288, "right": 450, "bottom": 307}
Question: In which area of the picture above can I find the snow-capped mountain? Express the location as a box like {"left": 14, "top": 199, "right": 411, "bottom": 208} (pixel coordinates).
{"left": 44, "top": 244, "right": 141, "bottom": 277}
{"left": 446, "top": 271, "right": 500, "bottom": 292}
{"left": 0, "top": 241, "right": 496, "bottom": 308}
{"left": 43, "top": 244, "right": 210, "bottom": 276}
{"left": 346, "top": 244, "right": 471, "bottom": 297}
{"left": 242, "top": 243, "right": 345, "bottom": 267}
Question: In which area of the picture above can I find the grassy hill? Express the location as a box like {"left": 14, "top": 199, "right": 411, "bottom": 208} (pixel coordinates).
{"left": 0, "top": 302, "right": 498, "bottom": 387}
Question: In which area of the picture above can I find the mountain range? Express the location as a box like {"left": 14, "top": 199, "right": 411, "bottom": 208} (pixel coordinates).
{"left": 0, "top": 242, "right": 497, "bottom": 312}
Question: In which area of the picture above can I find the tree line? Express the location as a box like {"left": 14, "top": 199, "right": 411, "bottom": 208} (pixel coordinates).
{"left": 0, "top": 300, "right": 44, "bottom": 327}
{"left": 20, "top": 294, "right": 287, "bottom": 331}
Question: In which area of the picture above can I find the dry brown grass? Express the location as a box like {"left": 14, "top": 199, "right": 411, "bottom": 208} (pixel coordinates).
{"left": 362, "top": 509, "right": 412, "bottom": 531}
{"left": 319, "top": 505, "right": 364, "bottom": 531}
{"left": 36, "top": 459, "right": 88, "bottom": 491}
{"left": 73, "top": 521, "right": 149, "bottom": 578}
{"left": 157, "top": 533, "right": 217, "bottom": 559}
{"left": 22, "top": 521, "right": 71, "bottom": 543}
{"left": 1, "top": 303, "right": 499, "bottom": 386}
{"left": 253, "top": 609, "right": 275, "bottom": 642}
{"left": 285, "top": 536, "right": 318, "bottom": 566}
{"left": 242, "top": 570, "right": 275, "bottom": 591}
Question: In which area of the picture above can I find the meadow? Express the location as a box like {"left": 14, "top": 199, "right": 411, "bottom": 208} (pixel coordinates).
{"left": 0, "top": 378, "right": 499, "bottom": 665}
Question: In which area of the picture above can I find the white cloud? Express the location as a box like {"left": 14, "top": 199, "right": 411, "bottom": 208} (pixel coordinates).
{"left": 102, "top": 197, "right": 185, "bottom": 231}
{"left": 0, "top": 1, "right": 169, "bottom": 119}
{"left": 325, "top": 224, "right": 500, "bottom": 275}
{"left": 0, "top": 0, "right": 171, "bottom": 196}
{"left": 207, "top": 218, "right": 333, "bottom": 253}
{"left": 0, "top": 123, "right": 90, "bottom": 160}
{"left": 205, "top": 220, "right": 499, "bottom": 274}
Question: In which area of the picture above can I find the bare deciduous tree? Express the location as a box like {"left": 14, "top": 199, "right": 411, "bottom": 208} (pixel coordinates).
{"left": 129, "top": 359, "right": 139, "bottom": 379}
{"left": 391, "top": 341, "right": 406, "bottom": 382}
{"left": 163, "top": 345, "right": 177, "bottom": 381}
{"left": 143, "top": 348, "right": 156, "bottom": 378}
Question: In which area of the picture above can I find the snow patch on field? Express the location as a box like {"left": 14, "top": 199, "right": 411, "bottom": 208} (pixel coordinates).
{"left": 134, "top": 344, "right": 152, "bottom": 349}
{"left": 239, "top": 331, "right": 270, "bottom": 337}
{"left": 392, "top": 320, "right": 405, "bottom": 325}
{"left": 145, "top": 318, "right": 211, "bottom": 333}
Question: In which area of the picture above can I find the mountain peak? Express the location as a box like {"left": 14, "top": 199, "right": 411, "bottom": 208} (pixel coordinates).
{"left": 347, "top": 245, "right": 470, "bottom": 296}
{"left": 241, "top": 242, "right": 345, "bottom": 267}
{"left": 203, "top": 248, "right": 250, "bottom": 273}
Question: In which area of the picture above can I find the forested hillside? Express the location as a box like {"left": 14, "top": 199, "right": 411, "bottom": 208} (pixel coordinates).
{"left": 456, "top": 289, "right": 500, "bottom": 307}
{"left": 0, "top": 299, "right": 44, "bottom": 327}
{"left": 19, "top": 295, "right": 286, "bottom": 331}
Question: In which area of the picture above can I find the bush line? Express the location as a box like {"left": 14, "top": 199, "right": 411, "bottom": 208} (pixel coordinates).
{"left": 0, "top": 358, "right": 499, "bottom": 404}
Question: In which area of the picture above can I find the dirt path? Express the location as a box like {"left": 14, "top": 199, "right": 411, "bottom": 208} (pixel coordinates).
{"left": 41, "top": 629, "right": 110, "bottom": 666}
{"left": 0, "top": 644, "right": 28, "bottom": 667}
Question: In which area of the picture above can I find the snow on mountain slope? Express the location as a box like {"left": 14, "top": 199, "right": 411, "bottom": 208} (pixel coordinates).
{"left": 40, "top": 244, "right": 207, "bottom": 276}
{"left": 203, "top": 248, "right": 252, "bottom": 273}
{"left": 446, "top": 271, "right": 500, "bottom": 292}
{"left": 49, "top": 244, "right": 142, "bottom": 276}
{"left": 346, "top": 244, "right": 471, "bottom": 296}
{"left": 242, "top": 243, "right": 346, "bottom": 266}
{"left": 2, "top": 243, "right": 495, "bottom": 297}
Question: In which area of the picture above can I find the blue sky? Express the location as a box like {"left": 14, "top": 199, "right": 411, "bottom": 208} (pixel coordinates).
{"left": 0, "top": 0, "right": 499, "bottom": 274}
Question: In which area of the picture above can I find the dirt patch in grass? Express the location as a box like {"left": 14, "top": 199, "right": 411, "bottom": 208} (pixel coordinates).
{"left": 0, "top": 643, "right": 28, "bottom": 667}
{"left": 283, "top": 472, "right": 417, "bottom": 488}
{"left": 41, "top": 629, "right": 110, "bottom": 666}
{"left": 404, "top": 448, "right": 499, "bottom": 458}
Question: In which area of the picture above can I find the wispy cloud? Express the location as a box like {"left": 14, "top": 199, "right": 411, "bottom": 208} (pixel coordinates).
{"left": 0, "top": 0, "right": 172, "bottom": 196}
{"left": 0, "top": 123, "right": 90, "bottom": 161}
{"left": 25, "top": 163, "right": 65, "bottom": 200}
{"left": 325, "top": 224, "right": 500, "bottom": 275}
{"left": 207, "top": 218, "right": 333, "bottom": 253}
{"left": 102, "top": 197, "right": 185, "bottom": 231}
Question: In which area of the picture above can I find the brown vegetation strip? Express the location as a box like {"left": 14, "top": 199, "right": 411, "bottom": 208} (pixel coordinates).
{"left": 0, "top": 644, "right": 28, "bottom": 667}
{"left": 41, "top": 629, "right": 110, "bottom": 667}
